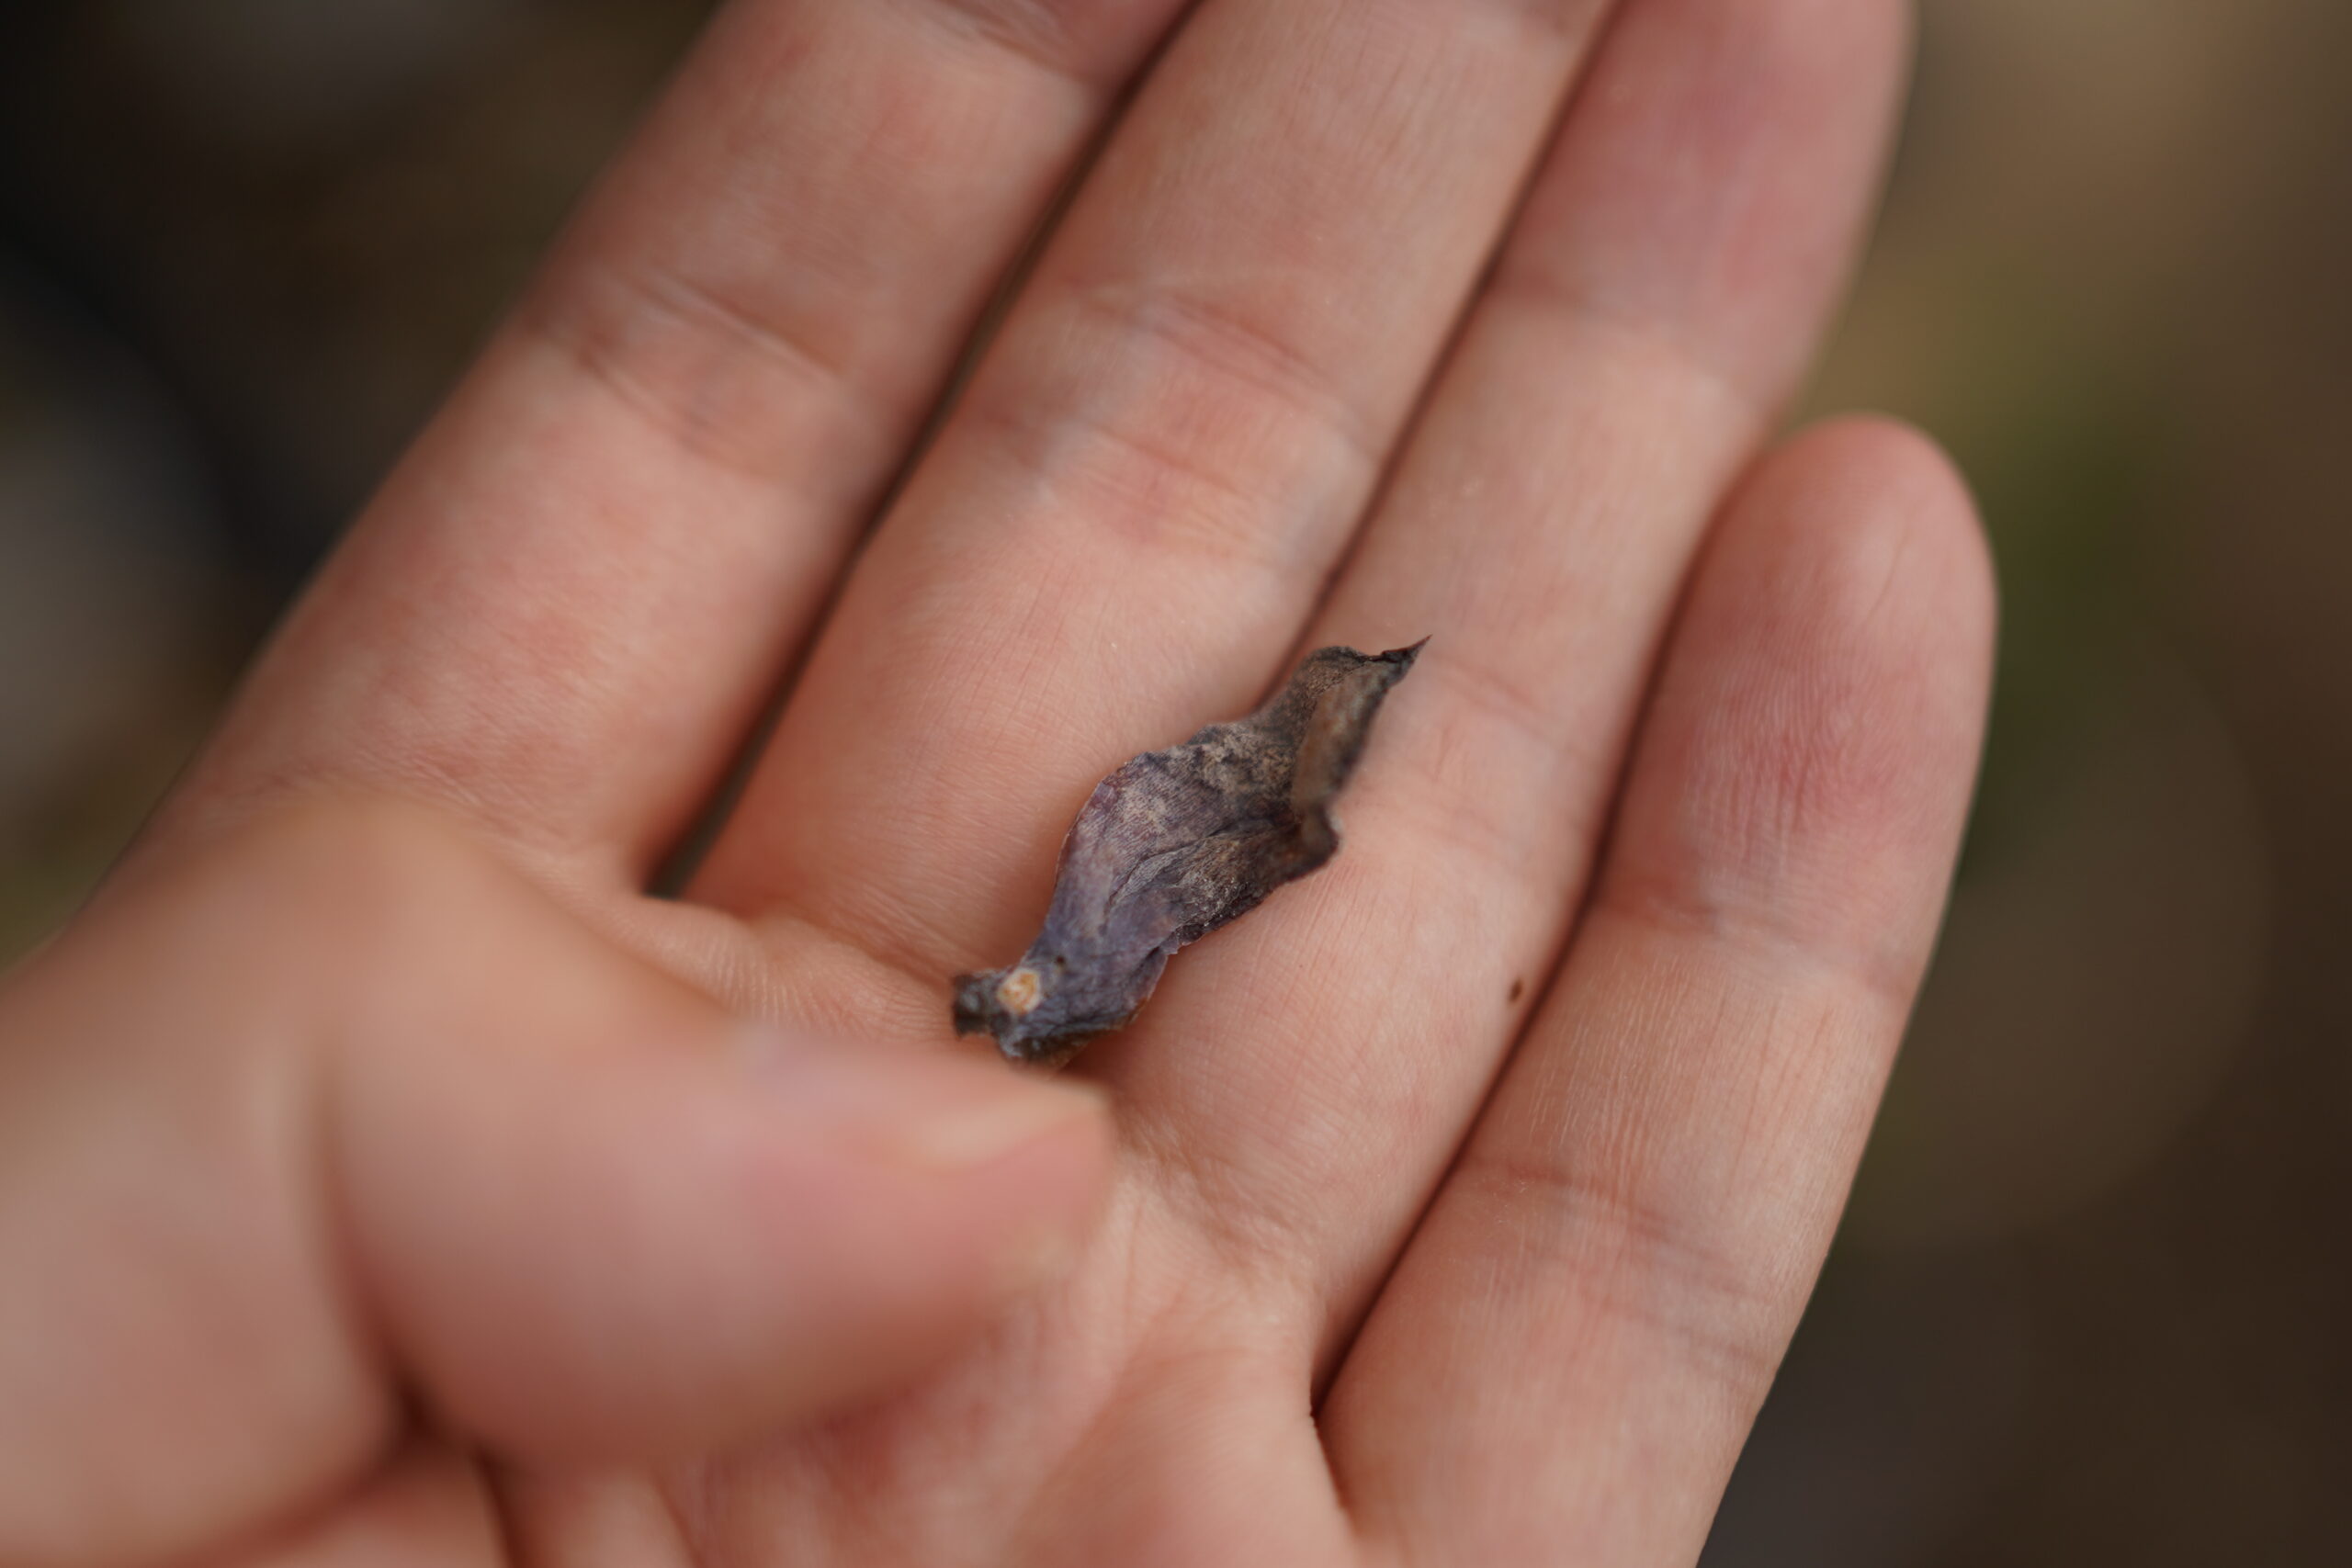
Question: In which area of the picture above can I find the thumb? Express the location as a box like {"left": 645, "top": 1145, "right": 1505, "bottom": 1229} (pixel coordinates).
{"left": 337, "top": 899, "right": 1114, "bottom": 1463}
{"left": 0, "top": 800, "right": 1112, "bottom": 1567}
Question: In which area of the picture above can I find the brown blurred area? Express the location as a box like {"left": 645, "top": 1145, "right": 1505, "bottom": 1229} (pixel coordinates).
{"left": 0, "top": 1, "right": 2343, "bottom": 1561}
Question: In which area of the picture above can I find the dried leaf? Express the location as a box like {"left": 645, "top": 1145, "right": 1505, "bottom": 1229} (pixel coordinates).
{"left": 954, "top": 642, "right": 1424, "bottom": 1066}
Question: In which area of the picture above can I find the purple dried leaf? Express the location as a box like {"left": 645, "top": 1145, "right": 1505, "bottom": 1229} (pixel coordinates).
{"left": 954, "top": 642, "right": 1424, "bottom": 1067}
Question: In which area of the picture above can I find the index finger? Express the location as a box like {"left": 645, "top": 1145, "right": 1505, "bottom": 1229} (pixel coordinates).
{"left": 154, "top": 0, "right": 1199, "bottom": 878}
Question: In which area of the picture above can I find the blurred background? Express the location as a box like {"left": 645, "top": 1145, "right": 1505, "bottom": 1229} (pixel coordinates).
{"left": 0, "top": 0, "right": 2342, "bottom": 1560}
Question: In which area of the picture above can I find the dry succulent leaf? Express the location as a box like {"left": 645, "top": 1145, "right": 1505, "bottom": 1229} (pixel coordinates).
{"left": 954, "top": 642, "right": 1424, "bottom": 1066}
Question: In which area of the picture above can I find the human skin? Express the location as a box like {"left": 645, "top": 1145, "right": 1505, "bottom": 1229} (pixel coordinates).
{"left": 0, "top": 0, "right": 1995, "bottom": 1564}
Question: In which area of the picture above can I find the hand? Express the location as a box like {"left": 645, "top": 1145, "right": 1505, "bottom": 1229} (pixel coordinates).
{"left": 0, "top": 0, "right": 1994, "bottom": 1563}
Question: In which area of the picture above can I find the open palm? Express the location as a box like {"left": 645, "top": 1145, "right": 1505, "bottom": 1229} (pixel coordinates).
{"left": 0, "top": 0, "right": 1993, "bottom": 1563}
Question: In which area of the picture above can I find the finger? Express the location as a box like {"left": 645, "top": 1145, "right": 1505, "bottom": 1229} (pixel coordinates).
{"left": 691, "top": 0, "right": 1624, "bottom": 968}
{"left": 1323, "top": 421, "right": 1996, "bottom": 1565}
{"left": 0, "top": 800, "right": 1111, "bottom": 1568}
{"left": 158, "top": 0, "right": 1199, "bottom": 877}
{"left": 1082, "top": 0, "right": 1916, "bottom": 1325}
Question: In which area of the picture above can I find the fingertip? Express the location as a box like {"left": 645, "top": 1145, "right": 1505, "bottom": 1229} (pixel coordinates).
{"left": 1608, "top": 412, "right": 1997, "bottom": 989}
{"left": 745, "top": 1027, "right": 1114, "bottom": 1177}
{"left": 1763, "top": 413, "right": 1998, "bottom": 681}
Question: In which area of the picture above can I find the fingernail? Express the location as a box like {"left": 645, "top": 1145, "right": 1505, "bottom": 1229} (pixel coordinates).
{"left": 893, "top": 1077, "right": 1111, "bottom": 1172}
{"left": 739, "top": 1028, "right": 1110, "bottom": 1172}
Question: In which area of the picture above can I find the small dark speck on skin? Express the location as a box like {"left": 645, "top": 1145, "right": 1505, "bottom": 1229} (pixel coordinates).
{"left": 1509, "top": 977, "right": 1526, "bottom": 1004}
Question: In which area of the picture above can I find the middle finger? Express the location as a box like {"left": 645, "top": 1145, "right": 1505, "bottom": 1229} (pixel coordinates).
{"left": 692, "top": 0, "right": 1621, "bottom": 974}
